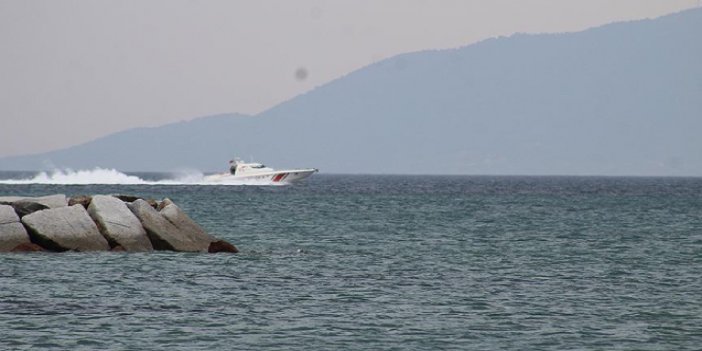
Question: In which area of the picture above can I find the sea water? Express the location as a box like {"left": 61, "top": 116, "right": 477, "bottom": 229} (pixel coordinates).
{"left": 1, "top": 172, "right": 701, "bottom": 350}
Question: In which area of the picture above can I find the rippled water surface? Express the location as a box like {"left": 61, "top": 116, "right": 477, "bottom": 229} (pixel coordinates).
{"left": 1, "top": 175, "right": 702, "bottom": 350}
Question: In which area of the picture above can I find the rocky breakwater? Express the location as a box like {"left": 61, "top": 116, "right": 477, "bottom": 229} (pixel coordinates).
{"left": 0, "top": 194, "right": 237, "bottom": 253}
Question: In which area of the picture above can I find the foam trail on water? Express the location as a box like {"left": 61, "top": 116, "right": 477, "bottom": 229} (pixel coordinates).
{"left": 0, "top": 168, "right": 148, "bottom": 185}
{"left": 0, "top": 168, "right": 279, "bottom": 186}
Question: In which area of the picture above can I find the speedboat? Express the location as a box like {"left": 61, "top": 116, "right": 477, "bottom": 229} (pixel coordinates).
{"left": 204, "top": 159, "right": 318, "bottom": 184}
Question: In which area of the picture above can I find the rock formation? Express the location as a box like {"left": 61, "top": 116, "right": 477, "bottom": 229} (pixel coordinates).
{"left": 6, "top": 201, "right": 49, "bottom": 218}
{"left": 0, "top": 194, "right": 238, "bottom": 253}
{"left": 0, "top": 194, "right": 236, "bottom": 254}
{"left": 68, "top": 195, "right": 92, "bottom": 208}
{"left": 0, "top": 194, "right": 67, "bottom": 208}
{"left": 127, "top": 199, "right": 212, "bottom": 252}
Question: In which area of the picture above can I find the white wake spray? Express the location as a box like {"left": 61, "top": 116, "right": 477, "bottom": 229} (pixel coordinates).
{"left": 0, "top": 168, "right": 279, "bottom": 186}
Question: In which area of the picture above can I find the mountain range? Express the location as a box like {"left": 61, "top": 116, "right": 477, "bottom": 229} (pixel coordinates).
{"left": 2, "top": 8, "right": 701, "bottom": 175}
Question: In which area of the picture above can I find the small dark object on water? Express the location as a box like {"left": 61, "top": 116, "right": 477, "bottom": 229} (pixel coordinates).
{"left": 208, "top": 240, "right": 238, "bottom": 253}
{"left": 11, "top": 242, "right": 45, "bottom": 252}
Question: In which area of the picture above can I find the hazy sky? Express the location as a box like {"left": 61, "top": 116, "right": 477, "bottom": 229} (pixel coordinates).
{"left": 0, "top": 0, "right": 697, "bottom": 157}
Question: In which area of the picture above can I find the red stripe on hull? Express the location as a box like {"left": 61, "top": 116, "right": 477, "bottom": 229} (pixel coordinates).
{"left": 272, "top": 173, "right": 287, "bottom": 182}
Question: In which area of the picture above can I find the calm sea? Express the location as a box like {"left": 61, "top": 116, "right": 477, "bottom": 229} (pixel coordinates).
{"left": 1, "top": 173, "right": 701, "bottom": 350}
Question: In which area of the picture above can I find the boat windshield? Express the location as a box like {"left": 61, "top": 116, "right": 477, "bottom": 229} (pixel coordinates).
{"left": 251, "top": 164, "right": 265, "bottom": 169}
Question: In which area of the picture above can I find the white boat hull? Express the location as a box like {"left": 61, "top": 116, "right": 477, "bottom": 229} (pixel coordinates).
{"left": 204, "top": 168, "right": 317, "bottom": 184}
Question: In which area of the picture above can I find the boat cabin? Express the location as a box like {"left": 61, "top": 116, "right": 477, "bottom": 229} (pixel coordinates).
{"left": 229, "top": 159, "right": 270, "bottom": 175}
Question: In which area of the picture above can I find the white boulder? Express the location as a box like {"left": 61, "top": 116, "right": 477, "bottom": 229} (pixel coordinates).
{"left": 128, "top": 199, "right": 211, "bottom": 252}
{"left": 21, "top": 205, "right": 110, "bottom": 251}
{"left": 159, "top": 198, "right": 216, "bottom": 243}
{"left": 88, "top": 195, "right": 153, "bottom": 252}
{"left": 0, "top": 205, "right": 31, "bottom": 251}
{"left": 0, "top": 194, "right": 67, "bottom": 208}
